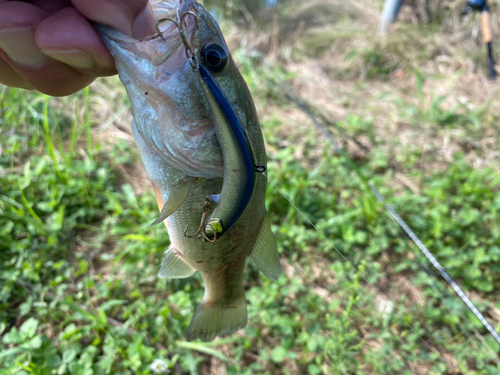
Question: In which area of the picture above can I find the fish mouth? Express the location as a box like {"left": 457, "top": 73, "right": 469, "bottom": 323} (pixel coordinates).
{"left": 151, "top": 0, "right": 196, "bottom": 18}
{"left": 95, "top": 0, "right": 225, "bottom": 179}
{"left": 99, "top": 0, "right": 211, "bottom": 75}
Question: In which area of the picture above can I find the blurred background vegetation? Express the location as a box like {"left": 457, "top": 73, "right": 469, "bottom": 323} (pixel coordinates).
{"left": 2, "top": 0, "right": 500, "bottom": 373}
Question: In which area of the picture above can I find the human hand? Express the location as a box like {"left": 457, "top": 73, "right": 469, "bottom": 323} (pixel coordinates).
{"left": 0, "top": 0, "right": 156, "bottom": 96}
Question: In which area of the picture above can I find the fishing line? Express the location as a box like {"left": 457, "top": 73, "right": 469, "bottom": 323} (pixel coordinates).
{"left": 280, "top": 86, "right": 500, "bottom": 351}
{"left": 263, "top": 172, "right": 448, "bottom": 367}
{"left": 371, "top": 188, "right": 500, "bottom": 348}
{"left": 388, "top": 222, "right": 500, "bottom": 363}
{"left": 272, "top": 85, "right": 500, "bottom": 365}
{"left": 423, "top": 270, "right": 500, "bottom": 365}
{"left": 265, "top": 163, "right": 499, "bottom": 366}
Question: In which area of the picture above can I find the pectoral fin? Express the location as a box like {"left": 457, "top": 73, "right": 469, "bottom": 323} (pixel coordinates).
{"left": 151, "top": 177, "right": 195, "bottom": 226}
{"left": 158, "top": 246, "right": 196, "bottom": 279}
{"left": 250, "top": 215, "right": 281, "bottom": 281}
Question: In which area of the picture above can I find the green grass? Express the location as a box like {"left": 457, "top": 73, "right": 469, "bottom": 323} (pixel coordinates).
{"left": 2, "top": 3, "right": 500, "bottom": 373}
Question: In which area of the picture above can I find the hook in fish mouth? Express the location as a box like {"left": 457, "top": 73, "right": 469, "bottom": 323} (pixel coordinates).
{"left": 141, "top": 11, "right": 201, "bottom": 70}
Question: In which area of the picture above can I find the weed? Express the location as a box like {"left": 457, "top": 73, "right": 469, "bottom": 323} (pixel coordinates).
{"left": 323, "top": 262, "right": 365, "bottom": 374}
{"left": 2, "top": 0, "right": 500, "bottom": 372}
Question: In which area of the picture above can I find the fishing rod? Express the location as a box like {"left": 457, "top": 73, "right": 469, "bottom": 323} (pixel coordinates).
{"left": 463, "top": 0, "right": 496, "bottom": 80}
{"left": 380, "top": 0, "right": 496, "bottom": 80}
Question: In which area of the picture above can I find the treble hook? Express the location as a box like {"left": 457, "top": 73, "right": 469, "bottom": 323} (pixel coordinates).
{"left": 140, "top": 17, "right": 179, "bottom": 41}
{"left": 184, "top": 197, "right": 216, "bottom": 242}
{"left": 178, "top": 11, "right": 201, "bottom": 70}
{"left": 203, "top": 230, "right": 217, "bottom": 242}
{"left": 140, "top": 12, "right": 201, "bottom": 71}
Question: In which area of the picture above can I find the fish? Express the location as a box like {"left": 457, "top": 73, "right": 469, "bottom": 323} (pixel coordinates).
{"left": 95, "top": 0, "right": 280, "bottom": 341}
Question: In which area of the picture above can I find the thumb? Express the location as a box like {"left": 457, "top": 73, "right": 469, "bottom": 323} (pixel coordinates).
{"left": 70, "top": 0, "right": 155, "bottom": 38}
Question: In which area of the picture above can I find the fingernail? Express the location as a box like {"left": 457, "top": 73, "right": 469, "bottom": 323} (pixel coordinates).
{"left": 44, "top": 49, "right": 94, "bottom": 69}
{"left": 0, "top": 27, "right": 45, "bottom": 67}
{"left": 132, "top": 5, "right": 156, "bottom": 39}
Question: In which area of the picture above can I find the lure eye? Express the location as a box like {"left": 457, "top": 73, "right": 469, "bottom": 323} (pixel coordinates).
{"left": 201, "top": 42, "right": 228, "bottom": 73}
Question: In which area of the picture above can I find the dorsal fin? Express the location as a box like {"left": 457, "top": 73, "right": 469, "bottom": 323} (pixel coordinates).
{"left": 249, "top": 215, "right": 281, "bottom": 280}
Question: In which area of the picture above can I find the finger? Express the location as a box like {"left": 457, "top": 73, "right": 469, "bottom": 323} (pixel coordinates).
{"left": 30, "top": 0, "right": 73, "bottom": 14}
{"left": 0, "top": 2, "right": 47, "bottom": 68}
{"left": 0, "top": 47, "right": 95, "bottom": 96}
{"left": 0, "top": 56, "right": 33, "bottom": 89}
{"left": 0, "top": 2, "right": 94, "bottom": 96}
{"left": 36, "top": 8, "right": 116, "bottom": 77}
{"left": 71, "top": 0, "right": 156, "bottom": 38}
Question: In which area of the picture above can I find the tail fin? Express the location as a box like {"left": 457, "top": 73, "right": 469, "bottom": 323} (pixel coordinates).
{"left": 186, "top": 299, "right": 247, "bottom": 342}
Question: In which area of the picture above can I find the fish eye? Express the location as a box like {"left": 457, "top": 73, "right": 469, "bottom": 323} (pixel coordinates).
{"left": 201, "top": 42, "right": 228, "bottom": 73}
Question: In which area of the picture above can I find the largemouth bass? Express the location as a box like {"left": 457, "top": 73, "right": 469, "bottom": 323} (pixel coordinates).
{"left": 96, "top": 0, "right": 280, "bottom": 341}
